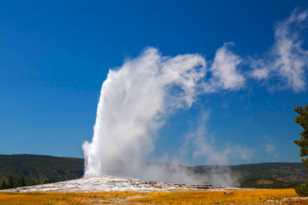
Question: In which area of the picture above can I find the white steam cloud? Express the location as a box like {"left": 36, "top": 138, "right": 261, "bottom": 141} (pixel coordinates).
{"left": 205, "top": 44, "right": 245, "bottom": 92}
{"left": 83, "top": 48, "right": 206, "bottom": 180}
{"left": 82, "top": 9, "right": 308, "bottom": 187}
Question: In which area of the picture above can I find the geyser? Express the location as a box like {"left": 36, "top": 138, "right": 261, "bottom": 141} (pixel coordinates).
{"left": 83, "top": 48, "right": 206, "bottom": 180}
{"left": 79, "top": 9, "right": 308, "bottom": 187}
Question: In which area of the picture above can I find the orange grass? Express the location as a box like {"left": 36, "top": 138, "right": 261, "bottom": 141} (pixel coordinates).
{"left": 0, "top": 188, "right": 306, "bottom": 205}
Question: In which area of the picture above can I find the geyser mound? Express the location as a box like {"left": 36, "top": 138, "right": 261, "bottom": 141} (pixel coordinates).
{"left": 4, "top": 176, "right": 219, "bottom": 193}
{"left": 5, "top": 176, "right": 180, "bottom": 192}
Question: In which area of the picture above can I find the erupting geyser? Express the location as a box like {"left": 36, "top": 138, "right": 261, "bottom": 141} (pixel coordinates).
{"left": 83, "top": 48, "right": 206, "bottom": 181}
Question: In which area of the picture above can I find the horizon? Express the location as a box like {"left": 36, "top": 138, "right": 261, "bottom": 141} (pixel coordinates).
{"left": 0, "top": 153, "right": 302, "bottom": 166}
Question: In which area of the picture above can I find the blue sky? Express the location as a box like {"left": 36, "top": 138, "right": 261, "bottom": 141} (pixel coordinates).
{"left": 0, "top": 0, "right": 308, "bottom": 164}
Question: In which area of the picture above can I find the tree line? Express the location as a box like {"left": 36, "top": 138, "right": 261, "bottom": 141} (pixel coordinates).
{"left": 0, "top": 177, "right": 52, "bottom": 189}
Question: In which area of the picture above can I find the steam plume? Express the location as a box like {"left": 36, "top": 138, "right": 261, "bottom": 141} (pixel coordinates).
{"left": 82, "top": 9, "right": 308, "bottom": 186}
{"left": 83, "top": 48, "right": 206, "bottom": 180}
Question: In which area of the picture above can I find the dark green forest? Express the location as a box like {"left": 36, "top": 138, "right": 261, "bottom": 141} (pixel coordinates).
{"left": 0, "top": 154, "right": 83, "bottom": 189}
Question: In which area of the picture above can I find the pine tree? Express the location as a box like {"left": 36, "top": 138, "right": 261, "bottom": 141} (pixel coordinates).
{"left": 294, "top": 105, "right": 308, "bottom": 196}
{"left": 0, "top": 180, "right": 7, "bottom": 189}
{"left": 20, "top": 177, "right": 26, "bottom": 187}
{"left": 294, "top": 106, "right": 308, "bottom": 165}
{"left": 8, "top": 176, "right": 14, "bottom": 188}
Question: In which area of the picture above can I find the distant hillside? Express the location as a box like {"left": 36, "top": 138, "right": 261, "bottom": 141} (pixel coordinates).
{"left": 0, "top": 154, "right": 83, "bottom": 189}
{"left": 190, "top": 163, "right": 308, "bottom": 188}
{"left": 0, "top": 154, "right": 307, "bottom": 189}
{"left": 234, "top": 163, "right": 308, "bottom": 188}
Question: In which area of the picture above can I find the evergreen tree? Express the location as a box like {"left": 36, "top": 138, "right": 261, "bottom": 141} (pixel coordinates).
{"left": 20, "top": 176, "right": 26, "bottom": 187}
{"left": 0, "top": 180, "right": 7, "bottom": 189}
{"left": 294, "top": 105, "right": 308, "bottom": 196}
{"left": 294, "top": 105, "right": 308, "bottom": 165}
{"left": 8, "top": 176, "right": 14, "bottom": 188}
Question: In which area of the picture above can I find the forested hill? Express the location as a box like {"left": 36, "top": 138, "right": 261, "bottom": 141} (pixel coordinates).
{"left": 0, "top": 154, "right": 307, "bottom": 189}
{"left": 0, "top": 154, "right": 83, "bottom": 189}
{"left": 190, "top": 162, "right": 308, "bottom": 188}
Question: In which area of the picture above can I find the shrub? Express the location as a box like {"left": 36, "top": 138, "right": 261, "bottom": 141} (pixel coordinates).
{"left": 295, "top": 183, "right": 308, "bottom": 196}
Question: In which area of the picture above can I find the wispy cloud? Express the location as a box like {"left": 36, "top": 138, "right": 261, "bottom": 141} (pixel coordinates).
{"left": 264, "top": 143, "right": 276, "bottom": 154}
{"left": 250, "top": 9, "right": 308, "bottom": 91}
{"left": 204, "top": 43, "right": 245, "bottom": 92}
{"left": 250, "top": 68, "right": 269, "bottom": 80}
{"left": 263, "top": 141, "right": 279, "bottom": 160}
{"left": 200, "top": 9, "right": 308, "bottom": 93}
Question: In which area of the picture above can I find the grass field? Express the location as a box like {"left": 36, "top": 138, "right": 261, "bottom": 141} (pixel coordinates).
{"left": 0, "top": 189, "right": 307, "bottom": 205}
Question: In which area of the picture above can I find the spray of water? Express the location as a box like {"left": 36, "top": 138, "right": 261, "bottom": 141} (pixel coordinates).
{"left": 83, "top": 48, "right": 208, "bottom": 182}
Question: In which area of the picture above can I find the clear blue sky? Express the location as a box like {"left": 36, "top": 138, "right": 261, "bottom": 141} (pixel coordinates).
{"left": 0, "top": 0, "right": 307, "bottom": 164}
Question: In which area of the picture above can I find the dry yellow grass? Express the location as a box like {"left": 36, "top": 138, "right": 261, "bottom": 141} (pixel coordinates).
{"left": 0, "top": 188, "right": 307, "bottom": 205}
